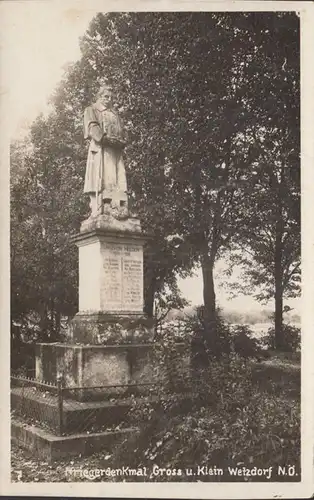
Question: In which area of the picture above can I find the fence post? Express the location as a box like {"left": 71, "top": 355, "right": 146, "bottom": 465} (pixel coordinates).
{"left": 56, "top": 374, "right": 64, "bottom": 436}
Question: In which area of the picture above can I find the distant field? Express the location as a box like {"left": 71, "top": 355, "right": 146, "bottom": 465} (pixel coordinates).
{"left": 244, "top": 322, "right": 272, "bottom": 339}
{"left": 161, "top": 318, "right": 301, "bottom": 344}
{"left": 231, "top": 321, "right": 300, "bottom": 340}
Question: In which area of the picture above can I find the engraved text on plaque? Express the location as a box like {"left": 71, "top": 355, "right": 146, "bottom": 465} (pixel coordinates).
{"left": 100, "top": 241, "right": 143, "bottom": 312}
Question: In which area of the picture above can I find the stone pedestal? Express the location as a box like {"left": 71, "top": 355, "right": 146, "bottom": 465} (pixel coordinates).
{"left": 35, "top": 340, "right": 190, "bottom": 401}
{"left": 35, "top": 342, "right": 157, "bottom": 401}
{"left": 35, "top": 213, "right": 157, "bottom": 400}
{"left": 67, "top": 213, "right": 153, "bottom": 345}
{"left": 35, "top": 212, "right": 190, "bottom": 405}
{"left": 75, "top": 221, "right": 145, "bottom": 315}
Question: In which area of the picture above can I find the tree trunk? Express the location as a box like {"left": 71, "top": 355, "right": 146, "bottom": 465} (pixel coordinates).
{"left": 50, "top": 298, "right": 55, "bottom": 340}
{"left": 200, "top": 251, "right": 217, "bottom": 354}
{"left": 274, "top": 282, "right": 284, "bottom": 350}
{"left": 144, "top": 275, "right": 156, "bottom": 318}
{"left": 201, "top": 253, "right": 216, "bottom": 321}
{"left": 268, "top": 164, "right": 286, "bottom": 351}
{"left": 274, "top": 178, "right": 285, "bottom": 351}
{"left": 274, "top": 230, "right": 285, "bottom": 350}
{"left": 39, "top": 307, "right": 49, "bottom": 342}
{"left": 55, "top": 308, "right": 61, "bottom": 339}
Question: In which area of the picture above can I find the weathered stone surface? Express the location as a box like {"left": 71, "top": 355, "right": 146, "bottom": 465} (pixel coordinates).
{"left": 12, "top": 389, "right": 194, "bottom": 438}
{"left": 69, "top": 313, "right": 154, "bottom": 344}
{"left": 80, "top": 213, "right": 142, "bottom": 235}
{"left": 72, "top": 229, "right": 147, "bottom": 316}
{"left": 12, "top": 418, "right": 138, "bottom": 461}
{"left": 36, "top": 343, "right": 157, "bottom": 400}
{"left": 11, "top": 387, "right": 61, "bottom": 432}
{"left": 36, "top": 343, "right": 79, "bottom": 388}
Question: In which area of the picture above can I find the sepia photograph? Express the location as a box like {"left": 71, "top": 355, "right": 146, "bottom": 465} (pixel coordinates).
{"left": 1, "top": 1, "right": 313, "bottom": 498}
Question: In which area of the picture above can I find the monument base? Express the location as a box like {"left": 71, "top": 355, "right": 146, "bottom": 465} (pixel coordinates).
{"left": 80, "top": 213, "right": 142, "bottom": 235}
{"left": 36, "top": 342, "right": 157, "bottom": 400}
{"left": 68, "top": 312, "right": 154, "bottom": 345}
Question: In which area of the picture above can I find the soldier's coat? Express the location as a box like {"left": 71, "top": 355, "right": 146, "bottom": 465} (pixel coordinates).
{"left": 83, "top": 102, "right": 127, "bottom": 195}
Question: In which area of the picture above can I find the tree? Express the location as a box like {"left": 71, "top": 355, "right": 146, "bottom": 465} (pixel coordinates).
{"left": 10, "top": 136, "right": 33, "bottom": 184}
{"left": 224, "top": 127, "right": 300, "bottom": 350}
{"left": 156, "top": 12, "right": 300, "bottom": 353}
{"left": 222, "top": 13, "right": 300, "bottom": 350}
{"left": 11, "top": 112, "right": 87, "bottom": 342}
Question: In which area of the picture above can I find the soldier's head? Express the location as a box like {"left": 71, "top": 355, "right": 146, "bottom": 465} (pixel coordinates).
{"left": 96, "top": 83, "right": 113, "bottom": 108}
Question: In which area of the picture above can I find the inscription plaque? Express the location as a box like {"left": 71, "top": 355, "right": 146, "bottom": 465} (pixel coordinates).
{"left": 100, "top": 241, "right": 143, "bottom": 312}
{"left": 103, "top": 256, "right": 121, "bottom": 304}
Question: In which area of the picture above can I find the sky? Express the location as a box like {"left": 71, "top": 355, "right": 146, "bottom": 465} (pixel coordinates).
{"left": 1, "top": 2, "right": 94, "bottom": 138}
{"left": 1, "top": 2, "right": 300, "bottom": 313}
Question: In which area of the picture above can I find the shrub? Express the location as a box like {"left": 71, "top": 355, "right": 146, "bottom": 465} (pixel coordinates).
{"left": 229, "top": 324, "right": 263, "bottom": 360}
{"left": 263, "top": 324, "right": 301, "bottom": 352}
{"left": 183, "top": 306, "right": 231, "bottom": 365}
{"left": 152, "top": 325, "right": 191, "bottom": 393}
{"left": 106, "top": 355, "right": 300, "bottom": 482}
{"left": 11, "top": 331, "right": 36, "bottom": 375}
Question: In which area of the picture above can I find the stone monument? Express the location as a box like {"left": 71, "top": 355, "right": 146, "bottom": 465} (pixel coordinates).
{"left": 36, "top": 82, "right": 155, "bottom": 399}
{"left": 13, "top": 82, "right": 190, "bottom": 460}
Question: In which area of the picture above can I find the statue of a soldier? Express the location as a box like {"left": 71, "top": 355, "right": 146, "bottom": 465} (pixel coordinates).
{"left": 83, "top": 82, "right": 128, "bottom": 217}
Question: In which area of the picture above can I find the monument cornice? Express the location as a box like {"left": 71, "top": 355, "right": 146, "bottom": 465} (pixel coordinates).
{"left": 70, "top": 227, "right": 151, "bottom": 246}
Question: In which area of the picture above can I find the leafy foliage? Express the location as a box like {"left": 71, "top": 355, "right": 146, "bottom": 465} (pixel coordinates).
{"left": 109, "top": 355, "right": 300, "bottom": 482}
{"left": 181, "top": 306, "right": 231, "bottom": 362}
{"left": 219, "top": 11, "right": 300, "bottom": 350}
{"left": 153, "top": 279, "right": 189, "bottom": 334}
{"left": 262, "top": 324, "right": 301, "bottom": 352}
{"left": 229, "top": 324, "right": 263, "bottom": 360}
{"left": 180, "top": 306, "right": 265, "bottom": 362}
{"left": 10, "top": 112, "right": 86, "bottom": 344}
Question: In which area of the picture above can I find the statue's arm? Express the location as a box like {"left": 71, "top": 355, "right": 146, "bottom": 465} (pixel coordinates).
{"left": 89, "top": 123, "right": 103, "bottom": 142}
{"left": 83, "top": 106, "right": 103, "bottom": 143}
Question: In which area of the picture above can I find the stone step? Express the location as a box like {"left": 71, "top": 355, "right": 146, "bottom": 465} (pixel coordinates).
{"left": 11, "top": 387, "right": 140, "bottom": 434}
{"left": 11, "top": 417, "right": 138, "bottom": 462}
{"left": 11, "top": 386, "right": 196, "bottom": 437}
{"left": 11, "top": 387, "right": 193, "bottom": 435}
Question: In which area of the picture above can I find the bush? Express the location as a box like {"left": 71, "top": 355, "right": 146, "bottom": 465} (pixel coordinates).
{"left": 106, "top": 355, "right": 300, "bottom": 481}
{"left": 182, "top": 308, "right": 266, "bottom": 363}
{"left": 229, "top": 324, "right": 263, "bottom": 360}
{"left": 11, "top": 329, "right": 36, "bottom": 375}
{"left": 152, "top": 325, "right": 191, "bottom": 393}
{"left": 192, "top": 354, "right": 255, "bottom": 408}
{"left": 263, "top": 324, "right": 301, "bottom": 352}
{"left": 183, "top": 306, "right": 231, "bottom": 365}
